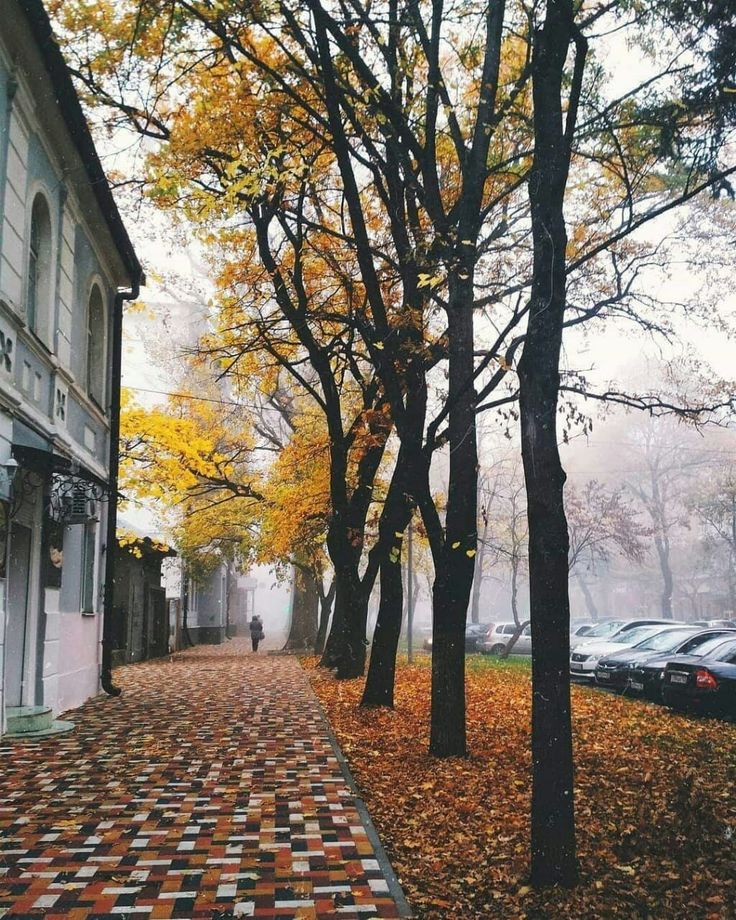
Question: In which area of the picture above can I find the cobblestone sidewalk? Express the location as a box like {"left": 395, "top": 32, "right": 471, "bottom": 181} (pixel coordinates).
{"left": 0, "top": 643, "right": 410, "bottom": 919}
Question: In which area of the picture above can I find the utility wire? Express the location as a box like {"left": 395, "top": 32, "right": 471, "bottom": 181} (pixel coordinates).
{"left": 123, "top": 384, "right": 262, "bottom": 410}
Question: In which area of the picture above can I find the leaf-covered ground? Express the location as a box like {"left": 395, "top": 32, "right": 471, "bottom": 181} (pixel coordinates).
{"left": 306, "top": 656, "right": 736, "bottom": 919}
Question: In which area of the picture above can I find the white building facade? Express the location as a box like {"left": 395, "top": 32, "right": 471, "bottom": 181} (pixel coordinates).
{"left": 0, "top": 0, "right": 142, "bottom": 732}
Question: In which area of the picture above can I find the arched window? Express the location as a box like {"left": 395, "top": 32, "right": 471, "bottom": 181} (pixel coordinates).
{"left": 86, "top": 284, "right": 106, "bottom": 407}
{"left": 27, "top": 194, "right": 52, "bottom": 332}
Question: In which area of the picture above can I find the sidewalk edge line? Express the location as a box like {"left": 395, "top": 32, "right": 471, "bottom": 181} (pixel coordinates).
{"left": 300, "top": 661, "right": 414, "bottom": 918}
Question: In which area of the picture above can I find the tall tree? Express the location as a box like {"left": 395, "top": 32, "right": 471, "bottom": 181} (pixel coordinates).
{"left": 517, "top": 0, "right": 587, "bottom": 887}
{"left": 516, "top": 0, "right": 735, "bottom": 887}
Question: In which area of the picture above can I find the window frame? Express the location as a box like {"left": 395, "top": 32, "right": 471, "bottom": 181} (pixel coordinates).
{"left": 26, "top": 190, "right": 55, "bottom": 339}
{"left": 85, "top": 280, "right": 107, "bottom": 409}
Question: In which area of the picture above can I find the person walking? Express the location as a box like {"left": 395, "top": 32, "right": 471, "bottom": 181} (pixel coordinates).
{"left": 249, "top": 614, "right": 265, "bottom": 652}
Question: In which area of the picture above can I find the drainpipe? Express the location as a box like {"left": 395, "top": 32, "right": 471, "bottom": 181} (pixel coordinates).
{"left": 101, "top": 278, "right": 141, "bottom": 696}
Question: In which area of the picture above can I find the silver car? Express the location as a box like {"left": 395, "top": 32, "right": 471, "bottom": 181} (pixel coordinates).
{"left": 480, "top": 622, "right": 532, "bottom": 656}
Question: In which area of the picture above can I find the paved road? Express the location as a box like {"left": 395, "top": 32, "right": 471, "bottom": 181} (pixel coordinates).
{"left": 0, "top": 642, "right": 410, "bottom": 919}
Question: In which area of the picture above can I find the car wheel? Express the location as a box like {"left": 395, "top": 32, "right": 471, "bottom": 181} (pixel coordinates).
{"left": 489, "top": 643, "right": 506, "bottom": 656}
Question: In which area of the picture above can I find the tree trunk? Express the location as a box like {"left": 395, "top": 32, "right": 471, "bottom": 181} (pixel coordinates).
{"left": 470, "top": 515, "right": 489, "bottom": 624}
{"left": 283, "top": 567, "right": 319, "bottom": 650}
{"left": 511, "top": 553, "right": 520, "bottom": 624}
{"left": 518, "top": 0, "right": 586, "bottom": 889}
{"left": 361, "top": 554, "right": 404, "bottom": 706}
{"left": 320, "top": 573, "right": 348, "bottom": 667}
{"left": 654, "top": 536, "right": 674, "bottom": 618}
{"left": 360, "top": 447, "right": 416, "bottom": 705}
{"left": 428, "top": 280, "right": 478, "bottom": 758}
{"left": 429, "top": 569, "right": 468, "bottom": 756}
{"left": 575, "top": 570, "right": 600, "bottom": 621}
{"left": 500, "top": 619, "right": 530, "bottom": 659}
{"left": 315, "top": 578, "right": 335, "bottom": 656}
{"left": 331, "top": 565, "right": 369, "bottom": 679}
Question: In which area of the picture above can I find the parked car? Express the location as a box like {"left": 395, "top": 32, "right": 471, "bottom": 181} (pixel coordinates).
{"left": 569, "top": 618, "right": 673, "bottom": 652}
{"left": 627, "top": 629, "right": 736, "bottom": 699}
{"left": 662, "top": 637, "right": 736, "bottom": 717}
{"left": 570, "top": 623, "right": 675, "bottom": 677}
{"left": 690, "top": 619, "right": 736, "bottom": 628}
{"left": 480, "top": 622, "right": 532, "bottom": 656}
{"left": 594, "top": 626, "right": 699, "bottom": 690}
{"left": 570, "top": 622, "right": 596, "bottom": 640}
{"left": 570, "top": 619, "right": 628, "bottom": 647}
{"left": 423, "top": 623, "right": 491, "bottom": 652}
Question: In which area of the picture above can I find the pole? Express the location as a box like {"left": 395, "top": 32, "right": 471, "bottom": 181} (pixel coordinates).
{"left": 407, "top": 516, "right": 414, "bottom": 663}
{"left": 101, "top": 280, "right": 141, "bottom": 697}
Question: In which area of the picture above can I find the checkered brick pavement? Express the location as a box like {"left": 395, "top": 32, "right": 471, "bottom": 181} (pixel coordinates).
{"left": 0, "top": 643, "right": 409, "bottom": 919}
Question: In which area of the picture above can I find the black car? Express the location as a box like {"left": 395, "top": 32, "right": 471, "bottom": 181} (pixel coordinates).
{"left": 423, "top": 623, "right": 491, "bottom": 652}
{"left": 594, "top": 626, "right": 698, "bottom": 691}
{"left": 627, "top": 629, "right": 736, "bottom": 699}
{"left": 662, "top": 637, "right": 736, "bottom": 717}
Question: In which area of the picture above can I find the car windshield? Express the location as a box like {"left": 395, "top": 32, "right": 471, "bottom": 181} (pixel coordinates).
{"left": 689, "top": 635, "right": 736, "bottom": 657}
{"left": 713, "top": 639, "right": 736, "bottom": 661}
{"left": 634, "top": 629, "right": 694, "bottom": 652}
{"left": 611, "top": 626, "right": 658, "bottom": 644}
{"left": 584, "top": 620, "right": 624, "bottom": 638}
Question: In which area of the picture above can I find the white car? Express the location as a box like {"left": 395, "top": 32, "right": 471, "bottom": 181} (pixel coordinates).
{"left": 569, "top": 618, "right": 673, "bottom": 652}
{"left": 570, "top": 624, "right": 676, "bottom": 678}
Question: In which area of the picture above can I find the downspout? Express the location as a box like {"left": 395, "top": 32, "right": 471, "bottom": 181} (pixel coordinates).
{"left": 101, "top": 278, "right": 141, "bottom": 696}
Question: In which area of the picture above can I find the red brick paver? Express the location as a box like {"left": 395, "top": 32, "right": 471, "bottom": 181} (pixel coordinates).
{"left": 0, "top": 644, "right": 408, "bottom": 919}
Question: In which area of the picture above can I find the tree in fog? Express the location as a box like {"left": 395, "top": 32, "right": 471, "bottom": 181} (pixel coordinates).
{"left": 566, "top": 481, "right": 649, "bottom": 620}
{"left": 689, "top": 467, "right": 736, "bottom": 616}
{"left": 622, "top": 419, "right": 712, "bottom": 619}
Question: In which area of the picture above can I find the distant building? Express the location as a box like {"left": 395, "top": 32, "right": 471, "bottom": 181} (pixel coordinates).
{"left": 0, "top": 0, "right": 143, "bottom": 733}
{"left": 161, "top": 558, "right": 291, "bottom": 649}
{"left": 186, "top": 564, "right": 233, "bottom": 645}
{"left": 111, "top": 530, "right": 175, "bottom": 665}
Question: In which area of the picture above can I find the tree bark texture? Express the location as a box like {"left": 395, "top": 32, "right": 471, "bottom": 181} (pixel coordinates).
{"left": 362, "top": 447, "right": 416, "bottom": 706}
{"left": 283, "top": 567, "right": 319, "bottom": 650}
{"left": 429, "top": 281, "right": 478, "bottom": 758}
{"left": 320, "top": 589, "right": 345, "bottom": 668}
{"left": 518, "top": 0, "right": 586, "bottom": 889}
{"left": 315, "top": 578, "right": 336, "bottom": 656}
{"left": 361, "top": 554, "right": 404, "bottom": 707}
{"left": 326, "top": 564, "right": 369, "bottom": 678}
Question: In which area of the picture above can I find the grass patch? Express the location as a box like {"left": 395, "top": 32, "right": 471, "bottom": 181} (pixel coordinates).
{"left": 398, "top": 651, "right": 532, "bottom": 673}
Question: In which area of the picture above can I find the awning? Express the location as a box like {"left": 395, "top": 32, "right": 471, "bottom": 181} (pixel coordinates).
{"left": 11, "top": 422, "right": 109, "bottom": 492}
{"left": 12, "top": 418, "right": 51, "bottom": 452}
